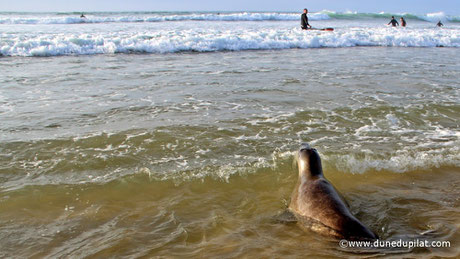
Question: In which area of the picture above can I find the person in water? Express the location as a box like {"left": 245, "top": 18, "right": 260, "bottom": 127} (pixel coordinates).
{"left": 301, "top": 8, "right": 312, "bottom": 30}
{"left": 400, "top": 17, "right": 406, "bottom": 27}
{"left": 388, "top": 16, "right": 399, "bottom": 27}
{"left": 80, "top": 13, "right": 86, "bottom": 18}
{"left": 437, "top": 20, "right": 444, "bottom": 27}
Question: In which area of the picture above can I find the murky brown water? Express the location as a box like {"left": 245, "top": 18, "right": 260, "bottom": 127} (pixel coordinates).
{"left": 1, "top": 164, "right": 458, "bottom": 257}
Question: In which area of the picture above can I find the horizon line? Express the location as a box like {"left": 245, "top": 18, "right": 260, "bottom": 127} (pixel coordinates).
{"left": 0, "top": 10, "right": 456, "bottom": 15}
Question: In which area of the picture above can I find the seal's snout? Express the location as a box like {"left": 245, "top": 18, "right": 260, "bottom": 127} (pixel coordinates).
{"left": 299, "top": 143, "right": 316, "bottom": 156}
{"left": 300, "top": 143, "right": 311, "bottom": 151}
{"left": 297, "top": 143, "right": 322, "bottom": 176}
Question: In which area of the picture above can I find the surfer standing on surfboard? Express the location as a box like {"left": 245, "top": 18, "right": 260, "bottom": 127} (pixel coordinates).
{"left": 301, "top": 9, "right": 312, "bottom": 30}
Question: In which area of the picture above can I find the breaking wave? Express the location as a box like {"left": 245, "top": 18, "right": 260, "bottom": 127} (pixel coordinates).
{"left": 0, "top": 11, "right": 459, "bottom": 24}
{"left": 1, "top": 27, "right": 459, "bottom": 56}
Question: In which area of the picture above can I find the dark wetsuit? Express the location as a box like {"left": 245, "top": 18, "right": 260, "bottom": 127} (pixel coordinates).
{"left": 388, "top": 18, "right": 399, "bottom": 27}
{"left": 401, "top": 19, "right": 406, "bottom": 27}
{"left": 301, "top": 13, "right": 310, "bottom": 29}
{"left": 437, "top": 21, "right": 443, "bottom": 27}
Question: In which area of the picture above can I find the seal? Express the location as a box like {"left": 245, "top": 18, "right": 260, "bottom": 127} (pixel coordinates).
{"left": 288, "top": 144, "right": 378, "bottom": 240}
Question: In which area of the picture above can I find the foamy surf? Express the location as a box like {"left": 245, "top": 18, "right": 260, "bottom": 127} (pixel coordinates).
{"left": 1, "top": 27, "right": 459, "bottom": 57}
{"left": 1, "top": 11, "right": 459, "bottom": 24}
{"left": 0, "top": 12, "right": 331, "bottom": 24}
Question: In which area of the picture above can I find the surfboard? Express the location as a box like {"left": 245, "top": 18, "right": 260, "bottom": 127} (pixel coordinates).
{"left": 309, "top": 28, "right": 334, "bottom": 31}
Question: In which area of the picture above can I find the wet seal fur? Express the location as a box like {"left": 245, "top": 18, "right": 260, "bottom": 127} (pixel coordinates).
{"left": 288, "top": 144, "right": 378, "bottom": 240}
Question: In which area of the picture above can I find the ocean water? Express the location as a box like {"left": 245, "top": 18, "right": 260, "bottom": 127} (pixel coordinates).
{"left": 1, "top": 11, "right": 460, "bottom": 56}
{"left": 0, "top": 11, "right": 459, "bottom": 258}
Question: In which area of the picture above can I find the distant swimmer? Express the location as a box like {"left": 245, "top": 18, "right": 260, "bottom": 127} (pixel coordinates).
{"left": 437, "top": 20, "right": 444, "bottom": 27}
{"left": 301, "top": 8, "right": 312, "bottom": 30}
{"left": 388, "top": 16, "right": 399, "bottom": 27}
{"left": 80, "top": 13, "right": 86, "bottom": 19}
{"left": 400, "top": 17, "right": 406, "bottom": 27}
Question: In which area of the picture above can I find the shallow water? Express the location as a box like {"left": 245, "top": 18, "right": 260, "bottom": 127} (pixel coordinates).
{"left": 0, "top": 48, "right": 459, "bottom": 257}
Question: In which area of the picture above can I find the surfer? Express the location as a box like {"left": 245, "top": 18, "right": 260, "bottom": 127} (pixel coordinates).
{"left": 437, "top": 20, "right": 444, "bottom": 27}
{"left": 80, "top": 13, "right": 86, "bottom": 19}
{"left": 400, "top": 17, "right": 406, "bottom": 27}
{"left": 387, "top": 16, "right": 399, "bottom": 27}
{"left": 301, "top": 9, "right": 312, "bottom": 30}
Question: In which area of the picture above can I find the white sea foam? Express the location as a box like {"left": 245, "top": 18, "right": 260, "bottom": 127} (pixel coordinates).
{"left": 1, "top": 26, "right": 458, "bottom": 57}
{"left": 324, "top": 145, "right": 460, "bottom": 174}
{"left": 2, "top": 11, "right": 460, "bottom": 24}
{"left": 385, "top": 114, "right": 400, "bottom": 127}
{"left": 0, "top": 12, "right": 330, "bottom": 24}
{"left": 147, "top": 144, "right": 460, "bottom": 182}
{"left": 235, "top": 133, "right": 267, "bottom": 141}
{"left": 418, "top": 12, "right": 448, "bottom": 22}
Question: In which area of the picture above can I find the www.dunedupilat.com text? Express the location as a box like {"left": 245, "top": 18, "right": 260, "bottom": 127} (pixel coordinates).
{"left": 339, "top": 239, "right": 451, "bottom": 249}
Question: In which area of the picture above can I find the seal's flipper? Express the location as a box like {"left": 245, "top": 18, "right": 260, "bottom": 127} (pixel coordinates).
{"left": 273, "top": 210, "right": 298, "bottom": 224}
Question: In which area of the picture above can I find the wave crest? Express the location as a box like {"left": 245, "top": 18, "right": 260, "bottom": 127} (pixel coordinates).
{"left": 0, "top": 12, "right": 330, "bottom": 24}
{"left": 1, "top": 11, "right": 459, "bottom": 24}
{"left": 1, "top": 27, "right": 459, "bottom": 57}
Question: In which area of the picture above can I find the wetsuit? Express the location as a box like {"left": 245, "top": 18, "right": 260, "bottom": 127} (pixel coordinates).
{"left": 437, "top": 21, "right": 443, "bottom": 27}
{"left": 388, "top": 18, "right": 399, "bottom": 27}
{"left": 401, "top": 19, "right": 406, "bottom": 27}
{"left": 301, "top": 13, "right": 310, "bottom": 29}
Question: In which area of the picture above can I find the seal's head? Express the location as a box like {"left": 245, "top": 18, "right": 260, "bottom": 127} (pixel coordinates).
{"left": 298, "top": 143, "right": 323, "bottom": 177}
